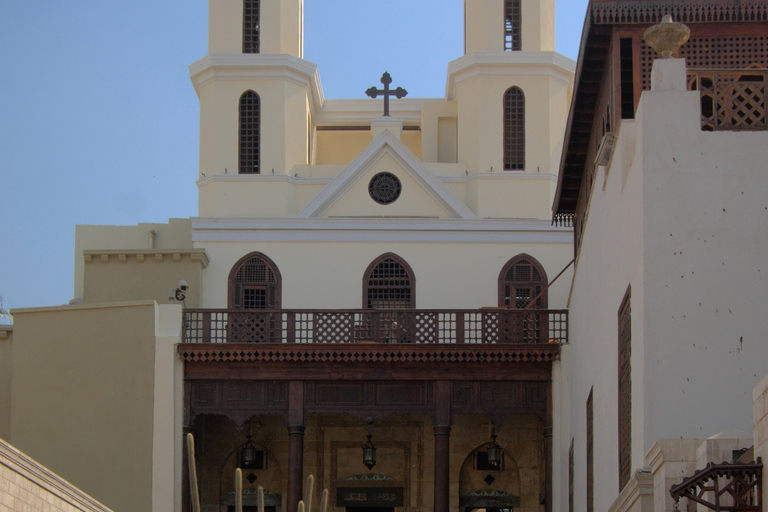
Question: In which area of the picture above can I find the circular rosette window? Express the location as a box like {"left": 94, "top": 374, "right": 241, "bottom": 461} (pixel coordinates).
{"left": 368, "top": 172, "right": 402, "bottom": 205}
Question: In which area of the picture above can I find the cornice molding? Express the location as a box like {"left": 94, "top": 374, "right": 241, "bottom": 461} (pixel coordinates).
{"left": 83, "top": 249, "right": 210, "bottom": 268}
{"left": 190, "top": 217, "right": 572, "bottom": 243}
{"left": 178, "top": 343, "right": 561, "bottom": 365}
{"left": 446, "top": 52, "right": 576, "bottom": 100}
{"left": 189, "top": 54, "right": 325, "bottom": 112}
{"left": 591, "top": 1, "right": 768, "bottom": 26}
{"left": 197, "top": 170, "right": 558, "bottom": 186}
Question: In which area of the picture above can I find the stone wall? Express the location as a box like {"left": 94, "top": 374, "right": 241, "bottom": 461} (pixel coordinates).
{"left": 0, "top": 438, "right": 113, "bottom": 512}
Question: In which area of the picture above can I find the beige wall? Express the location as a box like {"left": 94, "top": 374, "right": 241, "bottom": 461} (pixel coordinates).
{"left": 0, "top": 327, "right": 12, "bottom": 440}
{"left": 82, "top": 249, "right": 209, "bottom": 307}
{"left": 9, "top": 301, "right": 183, "bottom": 512}
{"left": 196, "top": 234, "right": 573, "bottom": 310}
{"left": 74, "top": 219, "right": 192, "bottom": 301}
{"left": 0, "top": 438, "right": 114, "bottom": 512}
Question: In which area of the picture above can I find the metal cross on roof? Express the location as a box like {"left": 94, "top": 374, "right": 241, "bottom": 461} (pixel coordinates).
{"left": 365, "top": 72, "right": 408, "bottom": 117}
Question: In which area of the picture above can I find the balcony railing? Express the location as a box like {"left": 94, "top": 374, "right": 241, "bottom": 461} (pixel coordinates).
{"left": 687, "top": 69, "right": 767, "bottom": 131}
{"left": 182, "top": 309, "right": 568, "bottom": 345}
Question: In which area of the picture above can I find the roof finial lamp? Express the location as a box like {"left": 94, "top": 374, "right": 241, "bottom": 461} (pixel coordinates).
{"left": 643, "top": 15, "right": 690, "bottom": 58}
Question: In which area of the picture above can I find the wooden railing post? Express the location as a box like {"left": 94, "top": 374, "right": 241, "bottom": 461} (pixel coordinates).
{"left": 286, "top": 312, "right": 296, "bottom": 343}
{"left": 456, "top": 312, "right": 464, "bottom": 344}
{"left": 202, "top": 311, "right": 211, "bottom": 344}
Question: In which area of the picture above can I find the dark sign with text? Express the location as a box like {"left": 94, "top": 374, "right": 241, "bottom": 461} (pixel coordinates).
{"left": 336, "top": 487, "right": 404, "bottom": 507}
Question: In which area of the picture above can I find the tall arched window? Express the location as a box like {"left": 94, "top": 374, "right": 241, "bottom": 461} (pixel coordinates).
{"left": 504, "top": 0, "right": 521, "bottom": 51}
{"left": 243, "top": 0, "right": 260, "bottom": 53}
{"left": 503, "top": 86, "right": 525, "bottom": 170}
{"left": 239, "top": 91, "right": 260, "bottom": 174}
{"left": 498, "top": 254, "right": 547, "bottom": 308}
{"left": 363, "top": 253, "right": 415, "bottom": 309}
{"left": 228, "top": 252, "right": 281, "bottom": 309}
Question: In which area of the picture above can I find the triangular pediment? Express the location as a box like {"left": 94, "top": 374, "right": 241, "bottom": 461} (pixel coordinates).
{"left": 297, "top": 130, "right": 475, "bottom": 219}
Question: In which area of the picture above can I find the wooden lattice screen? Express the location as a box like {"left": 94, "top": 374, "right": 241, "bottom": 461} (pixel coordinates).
{"left": 640, "top": 35, "right": 768, "bottom": 131}
{"left": 587, "top": 389, "right": 594, "bottom": 512}
{"left": 364, "top": 254, "right": 415, "bottom": 309}
{"left": 504, "top": 0, "right": 521, "bottom": 51}
{"left": 503, "top": 87, "right": 525, "bottom": 170}
{"left": 618, "top": 288, "right": 632, "bottom": 491}
{"left": 239, "top": 91, "right": 261, "bottom": 174}
{"left": 228, "top": 253, "right": 281, "bottom": 309}
{"left": 243, "top": 0, "right": 260, "bottom": 53}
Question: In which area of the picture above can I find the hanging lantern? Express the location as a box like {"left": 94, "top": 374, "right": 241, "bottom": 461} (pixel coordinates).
{"left": 362, "top": 433, "right": 377, "bottom": 470}
{"left": 487, "top": 429, "right": 502, "bottom": 468}
{"left": 240, "top": 434, "right": 258, "bottom": 469}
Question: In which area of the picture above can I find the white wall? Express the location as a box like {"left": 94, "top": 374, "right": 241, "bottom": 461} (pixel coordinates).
{"left": 565, "top": 58, "right": 768, "bottom": 511}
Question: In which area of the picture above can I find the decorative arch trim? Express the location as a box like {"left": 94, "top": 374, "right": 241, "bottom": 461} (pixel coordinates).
{"left": 228, "top": 251, "right": 282, "bottom": 309}
{"left": 362, "top": 253, "right": 416, "bottom": 309}
{"left": 498, "top": 253, "right": 548, "bottom": 308}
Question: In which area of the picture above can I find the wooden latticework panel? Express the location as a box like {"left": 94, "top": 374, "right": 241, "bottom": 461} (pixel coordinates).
{"left": 227, "top": 311, "right": 281, "bottom": 343}
{"left": 640, "top": 35, "right": 768, "bottom": 91}
{"left": 228, "top": 252, "right": 279, "bottom": 309}
{"left": 618, "top": 289, "right": 632, "bottom": 491}
{"left": 182, "top": 309, "right": 568, "bottom": 344}
{"left": 239, "top": 91, "right": 261, "bottom": 174}
{"left": 242, "top": 0, "right": 260, "bottom": 53}
{"left": 499, "top": 255, "right": 548, "bottom": 308}
{"left": 504, "top": 0, "right": 521, "bottom": 51}
{"left": 364, "top": 254, "right": 415, "bottom": 309}
{"left": 688, "top": 69, "right": 767, "bottom": 130}
{"left": 503, "top": 87, "right": 525, "bottom": 170}
{"left": 587, "top": 389, "right": 594, "bottom": 512}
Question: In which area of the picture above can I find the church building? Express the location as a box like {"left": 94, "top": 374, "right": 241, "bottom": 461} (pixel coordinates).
{"left": 4, "top": 1, "right": 767, "bottom": 512}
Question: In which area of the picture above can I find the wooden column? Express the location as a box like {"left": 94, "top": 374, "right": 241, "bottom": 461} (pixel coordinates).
{"left": 287, "top": 381, "right": 305, "bottom": 512}
{"left": 433, "top": 381, "right": 451, "bottom": 512}
{"left": 544, "top": 381, "right": 553, "bottom": 512}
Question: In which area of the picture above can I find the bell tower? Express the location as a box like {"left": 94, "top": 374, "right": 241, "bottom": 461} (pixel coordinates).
{"left": 464, "top": 0, "right": 555, "bottom": 54}
{"left": 208, "top": 0, "right": 303, "bottom": 57}
{"left": 452, "top": 0, "right": 572, "bottom": 219}
{"left": 192, "top": 0, "right": 314, "bottom": 217}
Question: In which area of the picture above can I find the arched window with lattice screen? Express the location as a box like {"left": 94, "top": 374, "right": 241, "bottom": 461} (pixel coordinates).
{"left": 363, "top": 253, "right": 415, "bottom": 309}
{"left": 243, "top": 0, "right": 260, "bottom": 53}
{"left": 504, "top": 0, "right": 521, "bottom": 51}
{"left": 503, "top": 86, "right": 525, "bottom": 170}
{"left": 228, "top": 252, "right": 281, "bottom": 309}
{"left": 239, "top": 90, "right": 260, "bottom": 174}
{"left": 498, "top": 254, "right": 547, "bottom": 308}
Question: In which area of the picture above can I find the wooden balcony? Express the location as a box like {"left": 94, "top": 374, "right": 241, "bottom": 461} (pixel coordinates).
{"left": 182, "top": 309, "right": 568, "bottom": 345}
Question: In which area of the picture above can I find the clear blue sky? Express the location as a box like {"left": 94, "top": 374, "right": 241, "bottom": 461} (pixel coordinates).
{"left": 0, "top": 0, "right": 589, "bottom": 312}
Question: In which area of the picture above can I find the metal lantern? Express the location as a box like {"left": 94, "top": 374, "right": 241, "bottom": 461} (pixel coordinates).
{"left": 240, "top": 434, "right": 258, "bottom": 469}
{"left": 362, "top": 433, "right": 377, "bottom": 470}
{"left": 487, "top": 430, "right": 502, "bottom": 468}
